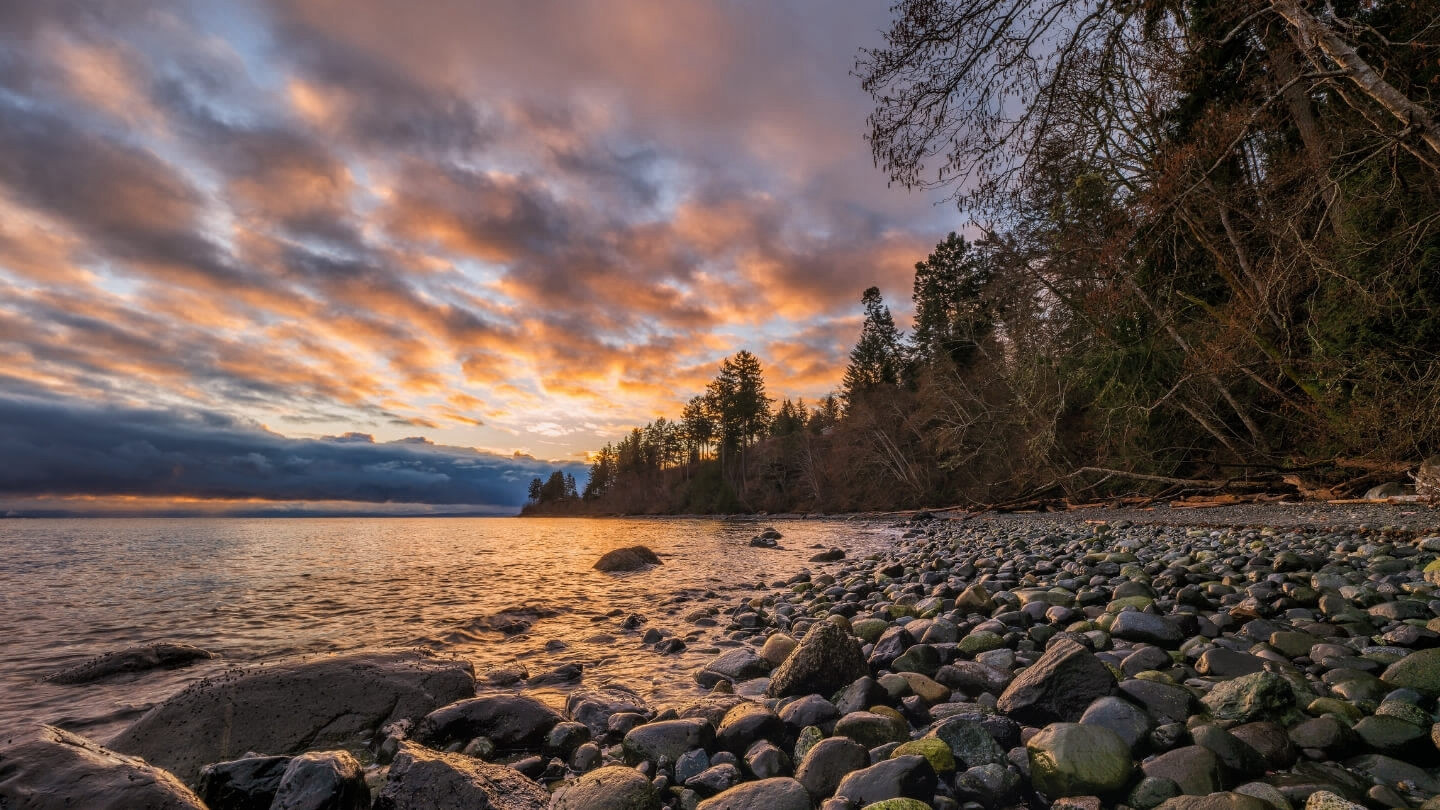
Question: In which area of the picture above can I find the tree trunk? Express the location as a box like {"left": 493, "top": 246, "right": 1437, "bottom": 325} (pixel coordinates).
{"left": 1270, "top": 0, "right": 1440, "bottom": 161}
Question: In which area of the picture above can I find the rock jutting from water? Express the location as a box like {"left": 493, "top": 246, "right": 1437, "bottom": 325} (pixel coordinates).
{"left": 7, "top": 511, "right": 1440, "bottom": 810}
{"left": 594, "top": 545, "right": 664, "bottom": 572}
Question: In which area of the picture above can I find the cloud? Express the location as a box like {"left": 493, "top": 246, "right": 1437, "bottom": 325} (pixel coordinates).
{"left": 0, "top": 395, "right": 584, "bottom": 511}
{"left": 0, "top": 0, "right": 956, "bottom": 502}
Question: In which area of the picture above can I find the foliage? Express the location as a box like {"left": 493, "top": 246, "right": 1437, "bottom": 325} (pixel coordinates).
{"left": 532, "top": 0, "right": 1440, "bottom": 515}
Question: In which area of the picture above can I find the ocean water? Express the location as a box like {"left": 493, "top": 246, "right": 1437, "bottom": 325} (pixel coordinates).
{"left": 0, "top": 516, "right": 894, "bottom": 744}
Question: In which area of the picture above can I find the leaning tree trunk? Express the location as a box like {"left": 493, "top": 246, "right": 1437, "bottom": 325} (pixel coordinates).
{"left": 1269, "top": 0, "right": 1440, "bottom": 162}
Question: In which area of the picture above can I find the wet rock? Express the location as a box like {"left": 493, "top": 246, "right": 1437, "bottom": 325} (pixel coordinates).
{"left": 566, "top": 685, "right": 650, "bottom": 739}
{"left": 198, "top": 755, "right": 291, "bottom": 810}
{"left": 110, "top": 649, "right": 474, "bottom": 782}
{"left": 594, "top": 546, "right": 663, "bottom": 572}
{"left": 544, "top": 722, "right": 592, "bottom": 759}
{"left": 716, "top": 702, "right": 783, "bottom": 755}
{"left": 1228, "top": 722, "right": 1296, "bottom": 771}
{"left": 779, "top": 695, "right": 840, "bottom": 733}
{"left": 550, "top": 765, "right": 659, "bottom": 810}
{"left": 1303, "top": 791, "right": 1364, "bottom": 810}
{"left": 1200, "top": 671, "right": 1298, "bottom": 725}
{"left": 270, "top": 751, "right": 368, "bottom": 810}
{"left": 1142, "top": 746, "right": 1223, "bottom": 796}
{"left": 832, "top": 755, "right": 938, "bottom": 805}
{"left": 44, "top": 642, "right": 215, "bottom": 684}
{"left": 834, "top": 711, "right": 908, "bottom": 748}
{"left": 687, "top": 764, "right": 744, "bottom": 795}
{"left": 744, "top": 740, "right": 790, "bottom": 779}
{"left": 1111, "top": 612, "right": 1184, "bottom": 647}
{"left": 415, "top": 694, "right": 561, "bottom": 751}
{"left": 372, "top": 742, "right": 545, "bottom": 810}
{"left": 934, "top": 661, "right": 1011, "bottom": 695}
{"left": 696, "top": 777, "right": 813, "bottom": 810}
{"left": 1196, "top": 649, "right": 1266, "bottom": 678}
{"left": 698, "top": 649, "right": 771, "bottom": 688}
{"left": 1381, "top": 648, "right": 1440, "bottom": 697}
{"left": 795, "top": 736, "right": 869, "bottom": 799}
{"left": 1027, "top": 722, "right": 1134, "bottom": 799}
{"left": 767, "top": 621, "right": 869, "bottom": 698}
{"left": 1154, "top": 795, "right": 1272, "bottom": 810}
{"left": 623, "top": 718, "right": 715, "bottom": 765}
{"left": 1079, "top": 695, "right": 1154, "bottom": 749}
{"left": 997, "top": 638, "right": 1117, "bottom": 725}
{"left": 891, "top": 738, "right": 955, "bottom": 775}
{"left": 527, "top": 663, "right": 583, "bottom": 686}
{"left": 0, "top": 725, "right": 207, "bottom": 810}
{"left": 762, "top": 634, "right": 798, "bottom": 666}
{"left": 924, "top": 716, "right": 1005, "bottom": 768}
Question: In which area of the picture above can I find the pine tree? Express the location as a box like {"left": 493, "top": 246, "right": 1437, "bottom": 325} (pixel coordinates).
{"left": 911, "top": 232, "right": 993, "bottom": 371}
{"left": 841, "top": 287, "right": 903, "bottom": 407}
{"left": 706, "top": 350, "right": 773, "bottom": 452}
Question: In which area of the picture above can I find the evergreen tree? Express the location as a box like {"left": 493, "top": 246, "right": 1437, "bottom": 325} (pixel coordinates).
{"left": 841, "top": 287, "right": 903, "bottom": 406}
{"left": 681, "top": 395, "right": 714, "bottom": 461}
{"left": 527, "top": 477, "right": 543, "bottom": 503}
{"left": 706, "top": 350, "right": 773, "bottom": 451}
{"left": 911, "top": 232, "right": 993, "bottom": 370}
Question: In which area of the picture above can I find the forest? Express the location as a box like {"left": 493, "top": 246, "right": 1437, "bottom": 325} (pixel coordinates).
{"left": 525, "top": 0, "right": 1440, "bottom": 515}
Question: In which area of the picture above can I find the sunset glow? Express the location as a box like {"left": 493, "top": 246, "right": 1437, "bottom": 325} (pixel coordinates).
{"left": 0, "top": 1, "right": 951, "bottom": 512}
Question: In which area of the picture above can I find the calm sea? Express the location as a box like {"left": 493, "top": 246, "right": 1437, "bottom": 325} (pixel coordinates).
{"left": 0, "top": 516, "right": 893, "bottom": 743}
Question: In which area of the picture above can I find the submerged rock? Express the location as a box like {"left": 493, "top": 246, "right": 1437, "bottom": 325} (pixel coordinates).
{"left": 44, "top": 642, "right": 215, "bottom": 684}
{"left": 109, "top": 649, "right": 474, "bottom": 782}
{"left": 0, "top": 724, "right": 206, "bottom": 810}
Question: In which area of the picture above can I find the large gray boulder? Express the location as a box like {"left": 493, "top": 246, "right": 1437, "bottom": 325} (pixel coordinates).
{"left": 414, "top": 694, "right": 561, "bottom": 751}
{"left": 0, "top": 724, "right": 206, "bottom": 810}
{"left": 109, "top": 649, "right": 474, "bottom": 782}
{"left": 765, "top": 620, "right": 868, "bottom": 698}
{"left": 997, "top": 638, "right": 1117, "bottom": 725}
{"left": 45, "top": 642, "right": 215, "bottom": 684}
{"left": 372, "top": 742, "right": 546, "bottom": 810}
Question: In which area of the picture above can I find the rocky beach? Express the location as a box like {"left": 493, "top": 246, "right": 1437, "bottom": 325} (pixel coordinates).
{"left": 6, "top": 505, "right": 1440, "bottom": 810}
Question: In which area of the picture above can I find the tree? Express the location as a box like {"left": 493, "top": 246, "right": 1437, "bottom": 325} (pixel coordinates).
{"left": 771, "top": 398, "right": 806, "bottom": 437}
{"left": 841, "top": 287, "right": 903, "bottom": 406}
{"left": 706, "top": 350, "right": 773, "bottom": 452}
{"left": 681, "top": 395, "right": 715, "bottom": 461}
{"left": 911, "top": 232, "right": 993, "bottom": 371}
{"left": 527, "top": 477, "right": 543, "bottom": 503}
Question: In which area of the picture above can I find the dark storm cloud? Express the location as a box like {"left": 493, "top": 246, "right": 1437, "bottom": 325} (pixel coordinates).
{"left": 0, "top": 396, "right": 583, "bottom": 507}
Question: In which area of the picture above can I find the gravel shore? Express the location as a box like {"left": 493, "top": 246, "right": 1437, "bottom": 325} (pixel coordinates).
{"left": 5, "top": 505, "right": 1440, "bottom": 810}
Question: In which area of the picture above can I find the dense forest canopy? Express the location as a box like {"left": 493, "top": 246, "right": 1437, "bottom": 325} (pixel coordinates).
{"left": 527, "top": 0, "right": 1440, "bottom": 514}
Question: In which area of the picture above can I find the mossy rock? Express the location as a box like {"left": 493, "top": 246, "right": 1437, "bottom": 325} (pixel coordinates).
{"left": 892, "top": 737, "right": 956, "bottom": 774}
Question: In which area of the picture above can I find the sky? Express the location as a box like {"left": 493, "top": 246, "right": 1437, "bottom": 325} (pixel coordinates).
{"left": 0, "top": 0, "right": 955, "bottom": 515}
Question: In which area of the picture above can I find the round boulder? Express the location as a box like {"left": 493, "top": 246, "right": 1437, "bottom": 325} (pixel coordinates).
{"left": 550, "top": 765, "right": 658, "bottom": 810}
{"left": 1027, "top": 722, "right": 1134, "bottom": 799}
{"left": 594, "top": 546, "right": 662, "bottom": 572}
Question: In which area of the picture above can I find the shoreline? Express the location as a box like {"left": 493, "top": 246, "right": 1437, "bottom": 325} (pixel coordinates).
{"left": 5, "top": 507, "right": 1440, "bottom": 809}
